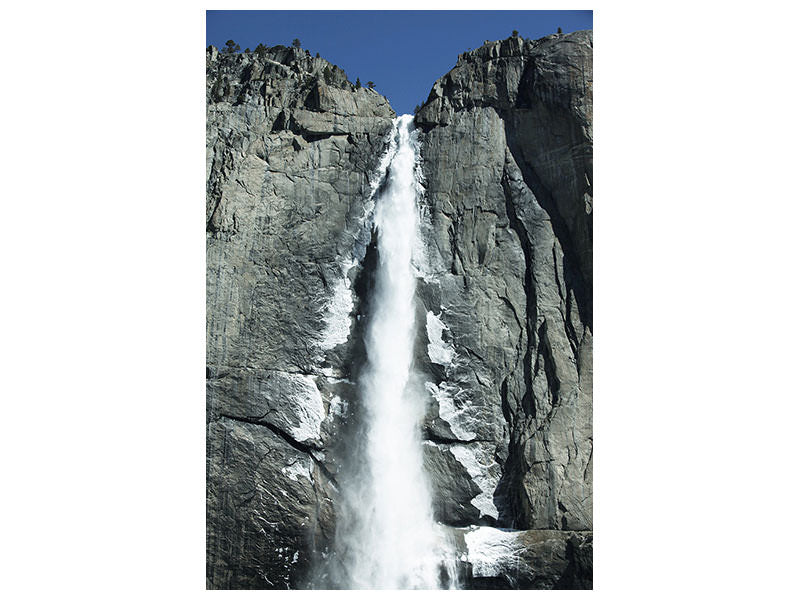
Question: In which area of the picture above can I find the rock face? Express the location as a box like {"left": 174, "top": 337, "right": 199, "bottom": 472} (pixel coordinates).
{"left": 454, "top": 526, "right": 592, "bottom": 589}
{"left": 206, "top": 44, "right": 395, "bottom": 589}
{"left": 206, "top": 31, "right": 592, "bottom": 590}
{"left": 415, "top": 30, "right": 593, "bottom": 534}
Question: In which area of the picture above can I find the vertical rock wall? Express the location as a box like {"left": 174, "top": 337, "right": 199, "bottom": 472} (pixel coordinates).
{"left": 206, "top": 31, "right": 592, "bottom": 590}
{"left": 206, "top": 44, "right": 394, "bottom": 588}
{"left": 414, "top": 30, "right": 592, "bottom": 536}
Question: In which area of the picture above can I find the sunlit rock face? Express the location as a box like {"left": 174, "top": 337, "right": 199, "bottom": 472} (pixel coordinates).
{"left": 206, "top": 31, "right": 592, "bottom": 591}
{"left": 415, "top": 30, "right": 593, "bottom": 536}
{"left": 206, "top": 44, "right": 395, "bottom": 590}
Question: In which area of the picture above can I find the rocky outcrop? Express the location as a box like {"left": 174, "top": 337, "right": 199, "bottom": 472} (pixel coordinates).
{"left": 454, "top": 526, "right": 592, "bottom": 589}
{"left": 414, "top": 30, "right": 593, "bottom": 535}
{"left": 206, "top": 31, "right": 592, "bottom": 590}
{"left": 206, "top": 44, "right": 394, "bottom": 589}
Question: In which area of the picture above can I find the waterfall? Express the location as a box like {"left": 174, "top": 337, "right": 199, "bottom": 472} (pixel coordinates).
{"left": 329, "top": 115, "right": 455, "bottom": 589}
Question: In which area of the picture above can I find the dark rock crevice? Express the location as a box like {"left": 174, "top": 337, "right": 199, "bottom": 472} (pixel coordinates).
{"left": 503, "top": 132, "right": 592, "bottom": 329}
{"left": 414, "top": 30, "right": 592, "bottom": 542}
{"left": 502, "top": 163, "right": 538, "bottom": 420}
{"left": 423, "top": 432, "right": 493, "bottom": 445}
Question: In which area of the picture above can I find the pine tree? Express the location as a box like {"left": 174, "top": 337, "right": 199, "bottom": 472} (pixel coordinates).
{"left": 255, "top": 43, "right": 268, "bottom": 58}
{"left": 356, "top": 77, "right": 361, "bottom": 88}
{"left": 367, "top": 81, "right": 375, "bottom": 90}
{"left": 557, "top": 27, "right": 563, "bottom": 34}
{"left": 223, "top": 40, "right": 240, "bottom": 54}
{"left": 292, "top": 38, "right": 301, "bottom": 49}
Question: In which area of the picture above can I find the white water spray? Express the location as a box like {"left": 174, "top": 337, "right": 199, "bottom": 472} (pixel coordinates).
{"left": 331, "top": 115, "right": 453, "bottom": 589}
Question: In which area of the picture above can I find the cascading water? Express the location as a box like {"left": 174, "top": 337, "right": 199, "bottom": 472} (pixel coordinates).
{"left": 329, "top": 115, "right": 456, "bottom": 589}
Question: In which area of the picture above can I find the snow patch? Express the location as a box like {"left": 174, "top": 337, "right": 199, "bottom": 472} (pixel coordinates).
{"left": 425, "top": 311, "right": 455, "bottom": 366}
{"left": 411, "top": 217, "right": 440, "bottom": 284}
{"left": 328, "top": 394, "right": 348, "bottom": 419}
{"left": 280, "top": 457, "right": 312, "bottom": 482}
{"left": 464, "top": 527, "right": 524, "bottom": 578}
{"left": 449, "top": 443, "right": 501, "bottom": 519}
{"left": 319, "top": 278, "right": 354, "bottom": 350}
{"left": 278, "top": 373, "right": 325, "bottom": 443}
{"left": 425, "top": 381, "right": 477, "bottom": 441}
{"left": 410, "top": 169, "right": 448, "bottom": 285}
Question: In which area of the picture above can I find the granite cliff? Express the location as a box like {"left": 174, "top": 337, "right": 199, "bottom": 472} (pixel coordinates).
{"left": 206, "top": 30, "right": 592, "bottom": 589}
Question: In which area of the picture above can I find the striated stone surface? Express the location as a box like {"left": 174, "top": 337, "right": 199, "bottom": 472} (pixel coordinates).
{"left": 206, "top": 417, "right": 331, "bottom": 589}
{"left": 415, "top": 30, "right": 593, "bottom": 533}
{"left": 207, "top": 31, "right": 592, "bottom": 590}
{"left": 206, "top": 44, "right": 394, "bottom": 589}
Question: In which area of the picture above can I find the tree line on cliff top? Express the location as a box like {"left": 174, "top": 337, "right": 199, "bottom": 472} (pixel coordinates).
{"left": 210, "top": 28, "right": 565, "bottom": 101}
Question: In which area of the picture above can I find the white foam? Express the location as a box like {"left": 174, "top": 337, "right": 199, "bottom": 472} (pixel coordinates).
{"left": 333, "top": 115, "right": 443, "bottom": 589}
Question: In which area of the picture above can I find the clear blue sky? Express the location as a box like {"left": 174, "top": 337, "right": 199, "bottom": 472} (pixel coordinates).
{"left": 206, "top": 10, "right": 592, "bottom": 115}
